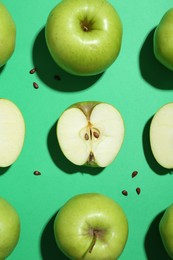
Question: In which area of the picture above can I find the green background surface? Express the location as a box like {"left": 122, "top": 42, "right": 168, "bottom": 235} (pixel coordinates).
{"left": 1, "top": 0, "right": 173, "bottom": 259}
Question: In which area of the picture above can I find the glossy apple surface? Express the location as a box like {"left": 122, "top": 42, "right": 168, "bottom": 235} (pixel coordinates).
{"left": 54, "top": 193, "right": 128, "bottom": 260}
{"left": 57, "top": 101, "right": 124, "bottom": 167}
{"left": 154, "top": 8, "right": 173, "bottom": 70}
{"left": 0, "top": 3, "right": 16, "bottom": 67}
{"left": 150, "top": 103, "right": 173, "bottom": 169}
{"left": 0, "top": 99, "right": 25, "bottom": 167}
{"left": 159, "top": 204, "right": 173, "bottom": 258}
{"left": 45, "top": 0, "right": 122, "bottom": 76}
{"left": 0, "top": 197, "right": 20, "bottom": 259}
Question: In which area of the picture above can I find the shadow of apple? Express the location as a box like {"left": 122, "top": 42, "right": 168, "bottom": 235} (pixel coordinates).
{"left": 47, "top": 121, "right": 104, "bottom": 175}
{"left": 0, "top": 65, "right": 5, "bottom": 74}
{"left": 40, "top": 212, "right": 69, "bottom": 260}
{"left": 139, "top": 27, "right": 173, "bottom": 90}
{"left": 142, "top": 117, "right": 169, "bottom": 175}
{"left": 32, "top": 27, "right": 104, "bottom": 92}
{"left": 144, "top": 210, "right": 171, "bottom": 260}
{"left": 0, "top": 166, "right": 11, "bottom": 176}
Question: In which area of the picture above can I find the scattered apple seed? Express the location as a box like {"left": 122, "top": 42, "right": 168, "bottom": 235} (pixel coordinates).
{"left": 29, "top": 68, "right": 37, "bottom": 74}
{"left": 122, "top": 190, "right": 128, "bottom": 196}
{"left": 136, "top": 187, "right": 141, "bottom": 195}
{"left": 33, "top": 170, "right": 41, "bottom": 176}
{"left": 33, "top": 82, "right": 39, "bottom": 89}
{"left": 132, "top": 171, "right": 138, "bottom": 178}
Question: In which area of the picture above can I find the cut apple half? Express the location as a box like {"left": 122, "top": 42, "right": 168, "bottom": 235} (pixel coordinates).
{"left": 150, "top": 103, "right": 173, "bottom": 169}
{"left": 0, "top": 99, "right": 25, "bottom": 167}
{"left": 57, "top": 102, "right": 124, "bottom": 167}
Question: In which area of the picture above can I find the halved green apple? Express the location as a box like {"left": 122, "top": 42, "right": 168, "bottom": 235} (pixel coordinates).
{"left": 150, "top": 103, "right": 173, "bottom": 169}
{"left": 0, "top": 99, "right": 25, "bottom": 167}
{"left": 56, "top": 101, "right": 124, "bottom": 167}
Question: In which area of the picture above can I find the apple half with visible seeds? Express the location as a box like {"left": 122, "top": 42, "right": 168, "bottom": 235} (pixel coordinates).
{"left": 56, "top": 101, "right": 124, "bottom": 167}
{"left": 0, "top": 99, "right": 25, "bottom": 167}
{"left": 150, "top": 103, "right": 173, "bottom": 169}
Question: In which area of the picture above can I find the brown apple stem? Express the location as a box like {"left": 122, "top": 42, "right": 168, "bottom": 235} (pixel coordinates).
{"left": 88, "top": 230, "right": 97, "bottom": 253}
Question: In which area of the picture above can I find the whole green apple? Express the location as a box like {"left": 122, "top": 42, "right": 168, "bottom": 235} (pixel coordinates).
{"left": 159, "top": 204, "right": 173, "bottom": 258}
{"left": 0, "top": 3, "right": 16, "bottom": 67}
{"left": 54, "top": 193, "right": 128, "bottom": 260}
{"left": 154, "top": 8, "right": 173, "bottom": 70}
{"left": 56, "top": 101, "right": 125, "bottom": 167}
{"left": 45, "top": 0, "right": 122, "bottom": 76}
{"left": 0, "top": 197, "right": 20, "bottom": 259}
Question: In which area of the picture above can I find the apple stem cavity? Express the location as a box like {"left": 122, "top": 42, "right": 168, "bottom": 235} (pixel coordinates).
{"left": 88, "top": 229, "right": 97, "bottom": 254}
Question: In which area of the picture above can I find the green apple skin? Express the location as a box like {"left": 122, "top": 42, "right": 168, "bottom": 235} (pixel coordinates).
{"left": 159, "top": 204, "right": 173, "bottom": 259}
{"left": 54, "top": 193, "right": 128, "bottom": 260}
{"left": 45, "top": 0, "right": 122, "bottom": 76}
{"left": 0, "top": 197, "right": 20, "bottom": 260}
{"left": 0, "top": 3, "right": 16, "bottom": 67}
{"left": 154, "top": 8, "right": 173, "bottom": 70}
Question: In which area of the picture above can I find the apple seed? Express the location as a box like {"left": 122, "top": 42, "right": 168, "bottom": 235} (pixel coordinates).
{"left": 29, "top": 68, "right": 37, "bottom": 74}
{"left": 122, "top": 190, "right": 128, "bottom": 196}
{"left": 132, "top": 171, "right": 138, "bottom": 178}
{"left": 136, "top": 187, "right": 141, "bottom": 195}
{"left": 33, "top": 170, "right": 41, "bottom": 176}
{"left": 33, "top": 82, "right": 39, "bottom": 89}
{"left": 93, "top": 131, "right": 99, "bottom": 139}
{"left": 84, "top": 133, "right": 89, "bottom": 140}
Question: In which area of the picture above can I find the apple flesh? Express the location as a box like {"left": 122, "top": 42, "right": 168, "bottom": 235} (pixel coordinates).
{"left": 54, "top": 193, "right": 128, "bottom": 260}
{"left": 0, "top": 99, "right": 25, "bottom": 167}
{"left": 0, "top": 197, "right": 20, "bottom": 259}
{"left": 150, "top": 103, "right": 173, "bottom": 169}
{"left": 153, "top": 8, "right": 173, "bottom": 70}
{"left": 45, "top": 0, "right": 122, "bottom": 76}
{"left": 0, "top": 3, "right": 16, "bottom": 67}
{"left": 57, "top": 101, "right": 124, "bottom": 167}
{"left": 159, "top": 204, "right": 173, "bottom": 258}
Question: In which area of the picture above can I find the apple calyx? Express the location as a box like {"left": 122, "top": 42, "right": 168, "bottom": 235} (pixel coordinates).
{"left": 81, "top": 18, "right": 94, "bottom": 32}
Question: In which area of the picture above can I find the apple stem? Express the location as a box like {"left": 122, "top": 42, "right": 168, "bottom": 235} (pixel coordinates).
{"left": 88, "top": 230, "right": 97, "bottom": 253}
